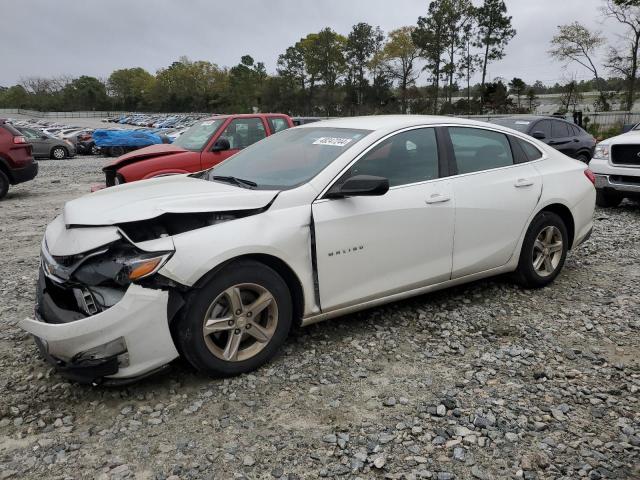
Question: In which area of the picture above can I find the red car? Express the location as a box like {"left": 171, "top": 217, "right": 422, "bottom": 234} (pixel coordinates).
{"left": 101, "top": 114, "right": 294, "bottom": 186}
{"left": 0, "top": 120, "right": 38, "bottom": 199}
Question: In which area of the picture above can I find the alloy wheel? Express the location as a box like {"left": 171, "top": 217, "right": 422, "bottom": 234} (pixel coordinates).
{"left": 202, "top": 283, "right": 278, "bottom": 362}
{"left": 532, "top": 226, "right": 563, "bottom": 277}
{"left": 53, "top": 148, "right": 65, "bottom": 159}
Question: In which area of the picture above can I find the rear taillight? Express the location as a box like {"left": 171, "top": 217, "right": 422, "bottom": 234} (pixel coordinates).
{"left": 584, "top": 168, "right": 596, "bottom": 186}
{"left": 13, "top": 136, "right": 26, "bottom": 144}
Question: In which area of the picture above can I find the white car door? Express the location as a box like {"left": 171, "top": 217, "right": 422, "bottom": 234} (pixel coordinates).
{"left": 312, "top": 127, "right": 455, "bottom": 311}
{"left": 446, "top": 126, "right": 542, "bottom": 278}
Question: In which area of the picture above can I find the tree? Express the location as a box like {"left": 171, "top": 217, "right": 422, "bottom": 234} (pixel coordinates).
{"left": 62, "top": 76, "right": 109, "bottom": 110}
{"left": 526, "top": 88, "right": 539, "bottom": 113}
{"left": 383, "top": 27, "right": 421, "bottom": 113}
{"left": 508, "top": 77, "right": 526, "bottom": 109}
{"left": 108, "top": 68, "right": 155, "bottom": 110}
{"left": 345, "top": 22, "right": 378, "bottom": 113}
{"left": 301, "top": 28, "right": 347, "bottom": 115}
{"left": 603, "top": 0, "right": 640, "bottom": 110}
{"left": 441, "top": 0, "right": 475, "bottom": 106}
{"left": 277, "top": 42, "right": 310, "bottom": 114}
{"left": 549, "top": 22, "right": 609, "bottom": 111}
{"left": 413, "top": 2, "right": 448, "bottom": 113}
{"left": 228, "top": 55, "right": 267, "bottom": 112}
{"left": 474, "top": 0, "right": 516, "bottom": 103}
{"left": 0, "top": 85, "right": 29, "bottom": 108}
{"left": 482, "top": 80, "right": 513, "bottom": 113}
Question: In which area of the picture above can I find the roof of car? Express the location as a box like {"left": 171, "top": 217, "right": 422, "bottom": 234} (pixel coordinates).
{"left": 299, "top": 115, "right": 494, "bottom": 132}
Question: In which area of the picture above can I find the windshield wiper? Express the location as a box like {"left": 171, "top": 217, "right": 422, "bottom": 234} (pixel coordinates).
{"left": 211, "top": 175, "right": 258, "bottom": 189}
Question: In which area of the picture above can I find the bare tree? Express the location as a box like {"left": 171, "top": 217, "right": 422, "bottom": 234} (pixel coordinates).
{"left": 603, "top": 0, "right": 640, "bottom": 110}
{"left": 549, "top": 22, "right": 609, "bottom": 111}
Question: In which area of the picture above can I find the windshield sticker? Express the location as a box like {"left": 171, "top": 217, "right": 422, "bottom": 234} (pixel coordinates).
{"left": 201, "top": 121, "right": 215, "bottom": 126}
{"left": 312, "top": 137, "right": 354, "bottom": 147}
{"left": 515, "top": 121, "right": 531, "bottom": 125}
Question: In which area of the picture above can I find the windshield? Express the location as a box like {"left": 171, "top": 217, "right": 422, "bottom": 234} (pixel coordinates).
{"left": 204, "top": 127, "right": 371, "bottom": 190}
{"left": 173, "top": 118, "right": 225, "bottom": 151}
{"left": 489, "top": 118, "right": 532, "bottom": 133}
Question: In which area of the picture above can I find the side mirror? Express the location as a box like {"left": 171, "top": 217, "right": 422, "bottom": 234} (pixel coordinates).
{"left": 325, "top": 175, "right": 389, "bottom": 199}
{"left": 212, "top": 138, "right": 231, "bottom": 152}
{"left": 531, "top": 131, "right": 546, "bottom": 140}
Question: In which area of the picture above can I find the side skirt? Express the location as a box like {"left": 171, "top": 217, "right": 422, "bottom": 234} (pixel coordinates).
{"left": 300, "top": 263, "right": 514, "bottom": 327}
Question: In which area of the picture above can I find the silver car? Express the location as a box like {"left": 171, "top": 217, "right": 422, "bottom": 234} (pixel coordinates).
{"left": 17, "top": 127, "right": 76, "bottom": 160}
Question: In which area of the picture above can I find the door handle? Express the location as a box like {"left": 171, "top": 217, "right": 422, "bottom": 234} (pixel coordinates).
{"left": 425, "top": 193, "right": 451, "bottom": 204}
{"left": 514, "top": 178, "right": 534, "bottom": 188}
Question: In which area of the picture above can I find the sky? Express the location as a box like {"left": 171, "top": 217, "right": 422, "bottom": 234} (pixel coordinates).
{"left": 0, "top": 0, "right": 621, "bottom": 87}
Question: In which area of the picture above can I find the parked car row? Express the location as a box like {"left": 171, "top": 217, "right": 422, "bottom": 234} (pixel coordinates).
{"left": 103, "top": 113, "right": 209, "bottom": 130}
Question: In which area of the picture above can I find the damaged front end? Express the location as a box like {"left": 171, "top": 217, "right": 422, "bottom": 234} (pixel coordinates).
{"left": 21, "top": 221, "right": 182, "bottom": 385}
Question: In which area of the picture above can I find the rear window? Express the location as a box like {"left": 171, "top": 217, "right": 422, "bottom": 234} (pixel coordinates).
{"left": 517, "top": 138, "right": 543, "bottom": 161}
{"left": 552, "top": 121, "right": 571, "bottom": 138}
{"left": 449, "top": 127, "right": 514, "bottom": 174}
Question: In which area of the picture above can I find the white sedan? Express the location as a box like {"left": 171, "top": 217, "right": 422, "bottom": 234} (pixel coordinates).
{"left": 20, "top": 116, "right": 596, "bottom": 384}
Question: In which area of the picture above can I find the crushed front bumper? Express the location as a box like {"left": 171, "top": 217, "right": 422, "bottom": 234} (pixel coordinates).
{"left": 19, "top": 271, "right": 180, "bottom": 385}
{"left": 594, "top": 174, "right": 640, "bottom": 195}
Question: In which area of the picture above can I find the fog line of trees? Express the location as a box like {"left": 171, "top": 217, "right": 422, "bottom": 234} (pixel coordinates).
{"left": 1, "top": 0, "right": 639, "bottom": 116}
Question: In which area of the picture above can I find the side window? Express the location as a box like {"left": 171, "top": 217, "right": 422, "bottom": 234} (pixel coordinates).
{"left": 22, "top": 129, "right": 37, "bottom": 139}
{"left": 218, "top": 118, "right": 266, "bottom": 150}
{"left": 552, "top": 121, "right": 570, "bottom": 138}
{"left": 267, "top": 117, "right": 290, "bottom": 134}
{"left": 517, "top": 138, "right": 543, "bottom": 161}
{"left": 449, "top": 127, "right": 514, "bottom": 174}
{"left": 570, "top": 124, "right": 582, "bottom": 136}
{"left": 535, "top": 120, "right": 552, "bottom": 139}
{"left": 343, "top": 128, "right": 439, "bottom": 187}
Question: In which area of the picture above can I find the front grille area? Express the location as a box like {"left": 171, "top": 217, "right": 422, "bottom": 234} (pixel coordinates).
{"left": 610, "top": 175, "right": 640, "bottom": 186}
{"left": 104, "top": 169, "right": 116, "bottom": 187}
{"left": 611, "top": 144, "right": 640, "bottom": 166}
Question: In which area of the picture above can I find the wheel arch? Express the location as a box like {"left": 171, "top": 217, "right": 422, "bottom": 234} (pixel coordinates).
{"left": 192, "top": 253, "right": 306, "bottom": 327}
{"left": 537, "top": 202, "right": 575, "bottom": 249}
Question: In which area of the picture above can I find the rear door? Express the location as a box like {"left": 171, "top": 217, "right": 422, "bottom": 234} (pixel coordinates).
{"left": 549, "top": 120, "right": 576, "bottom": 157}
{"left": 266, "top": 116, "right": 292, "bottom": 135}
{"left": 23, "top": 129, "right": 47, "bottom": 157}
{"left": 446, "top": 126, "right": 542, "bottom": 278}
{"left": 312, "top": 127, "right": 455, "bottom": 311}
{"left": 201, "top": 117, "right": 268, "bottom": 169}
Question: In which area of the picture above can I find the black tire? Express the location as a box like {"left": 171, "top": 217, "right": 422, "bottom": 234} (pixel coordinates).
{"left": 0, "top": 170, "right": 9, "bottom": 200}
{"left": 576, "top": 153, "right": 590, "bottom": 164}
{"left": 595, "top": 189, "right": 623, "bottom": 208}
{"left": 109, "top": 146, "right": 125, "bottom": 157}
{"left": 516, "top": 211, "right": 569, "bottom": 289}
{"left": 50, "top": 146, "right": 67, "bottom": 160}
{"left": 91, "top": 145, "right": 100, "bottom": 155}
{"left": 174, "top": 259, "right": 292, "bottom": 377}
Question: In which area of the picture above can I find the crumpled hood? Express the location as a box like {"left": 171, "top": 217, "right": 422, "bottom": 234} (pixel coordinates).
{"left": 63, "top": 174, "right": 279, "bottom": 226}
{"left": 104, "top": 144, "right": 189, "bottom": 169}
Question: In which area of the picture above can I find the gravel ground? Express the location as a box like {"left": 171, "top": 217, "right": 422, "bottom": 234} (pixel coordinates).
{"left": 0, "top": 157, "right": 639, "bottom": 480}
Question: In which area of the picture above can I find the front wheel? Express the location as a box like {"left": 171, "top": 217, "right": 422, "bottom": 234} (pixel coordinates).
{"left": 595, "top": 189, "right": 623, "bottom": 208}
{"left": 51, "top": 146, "right": 67, "bottom": 160}
{"left": 516, "top": 212, "right": 568, "bottom": 288}
{"left": 174, "top": 260, "right": 292, "bottom": 377}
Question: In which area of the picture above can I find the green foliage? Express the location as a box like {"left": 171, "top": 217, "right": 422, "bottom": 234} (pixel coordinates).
{"left": 108, "top": 68, "right": 155, "bottom": 110}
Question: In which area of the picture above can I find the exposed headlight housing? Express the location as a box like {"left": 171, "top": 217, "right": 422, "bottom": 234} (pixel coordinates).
{"left": 593, "top": 144, "right": 609, "bottom": 160}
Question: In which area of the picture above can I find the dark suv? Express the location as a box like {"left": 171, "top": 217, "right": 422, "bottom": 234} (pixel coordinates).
{"left": 490, "top": 116, "right": 596, "bottom": 163}
{"left": 0, "top": 120, "right": 38, "bottom": 199}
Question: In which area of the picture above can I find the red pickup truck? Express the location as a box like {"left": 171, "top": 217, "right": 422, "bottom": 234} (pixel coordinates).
{"left": 101, "top": 113, "right": 294, "bottom": 186}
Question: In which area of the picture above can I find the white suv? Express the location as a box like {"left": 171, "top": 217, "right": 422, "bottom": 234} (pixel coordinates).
{"left": 589, "top": 125, "right": 640, "bottom": 207}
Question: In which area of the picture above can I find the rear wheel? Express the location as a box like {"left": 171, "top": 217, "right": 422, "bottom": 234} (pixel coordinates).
{"left": 516, "top": 211, "right": 568, "bottom": 288}
{"left": 576, "top": 153, "right": 590, "bottom": 164}
{"left": 108, "top": 146, "right": 125, "bottom": 157}
{"left": 51, "top": 146, "right": 67, "bottom": 160}
{"left": 0, "top": 170, "right": 9, "bottom": 200}
{"left": 595, "top": 189, "right": 623, "bottom": 208}
{"left": 174, "top": 260, "right": 292, "bottom": 377}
